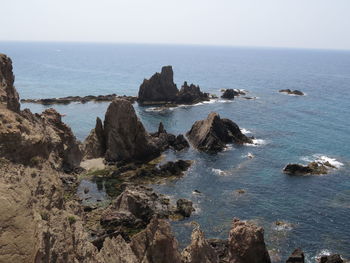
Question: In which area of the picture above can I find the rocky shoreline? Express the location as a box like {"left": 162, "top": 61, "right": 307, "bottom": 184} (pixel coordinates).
{"left": 0, "top": 53, "right": 347, "bottom": 263}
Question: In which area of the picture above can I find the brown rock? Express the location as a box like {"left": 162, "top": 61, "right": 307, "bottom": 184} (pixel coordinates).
{"left": 130, "top": 217, "right": 182, "bottom": 263}
{"left": 228, "top": 218, "right": 271, "bottom": 263}
{"left": 182, "top": 227, "right": 219, "bottom": 263}
{"left": 286, "top": 248, "right": 305, "bottom": 263}
{"left": 0, "top": 54, "right": 20, "bottom": 112}
{"left": 83, "top": 117, "right": 106, "bottom": 159}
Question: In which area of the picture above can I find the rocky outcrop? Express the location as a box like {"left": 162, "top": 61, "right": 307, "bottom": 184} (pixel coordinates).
{"left": 138, "top": 66, "right": 179, "bottom": 105}
{"left": 182, "top": 227, "right": 219, "bottom": 263}
{"left": 279, "top": 89, "right": 304, "bottom": 96}
{"left": 138, "top": 66, "right": 210, "bottom": 106}
{"left": 286, "top": 248, "right": 305, "bottom": 263}
{"left": 21, "top": 94, "right": 137, "bottom": 105}
{"left": 83, "top": 99, "right": 160, "bottom": 163}
{"left": 319, "top": 254, "right": 344, "bottom": 263}
{"left": 176, "top": 81, "right": 210, "bottom": 104}
{"left": 227, "top": 218, "right": 271, "bottom": 263}
{"left": 0, "top": 54, "right": 20, "bottom": 112}
{"left": 151, "top": 122, "right": 189, "bottom": 152}
{"left": 283, "top": 161, "right": 336, "bottom": 175}
{"left": 221, "top": 89, "right": 237, "bottom": 99}
{"left": 130, "top": 218, "right": 182, "bottom": 263}
{"left": 186, "top": 112, "right": 252, "bottom": 153}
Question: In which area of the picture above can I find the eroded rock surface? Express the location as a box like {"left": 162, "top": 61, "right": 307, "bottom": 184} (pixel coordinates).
{"left": 186, "top": 112, "right": 252, "bottom": 153}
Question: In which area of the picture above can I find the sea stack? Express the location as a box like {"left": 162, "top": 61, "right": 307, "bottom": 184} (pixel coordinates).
{"left": 83, "top": 98, "right": 160, "bottom": 163}
{"left": 186, "top": 112, "right": 252, "bottom": 153}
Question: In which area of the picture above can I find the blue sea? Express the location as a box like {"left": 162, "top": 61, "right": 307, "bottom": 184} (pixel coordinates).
{"left": 1, "top": 42, "right": 350, "bottom": 262}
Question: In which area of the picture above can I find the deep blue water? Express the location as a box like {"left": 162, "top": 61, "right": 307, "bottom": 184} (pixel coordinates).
{"left": 1, "top": 42, "right": 350, "bottom": 262}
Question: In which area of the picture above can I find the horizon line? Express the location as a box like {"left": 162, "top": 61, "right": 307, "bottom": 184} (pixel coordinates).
{"left": 1, "top": 39, "right": 350, "bottom": 53}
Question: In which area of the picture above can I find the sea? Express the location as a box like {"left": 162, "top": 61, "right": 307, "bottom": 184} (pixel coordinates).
{"left": 1, "top": 41, "right": 349, "bottom": 262}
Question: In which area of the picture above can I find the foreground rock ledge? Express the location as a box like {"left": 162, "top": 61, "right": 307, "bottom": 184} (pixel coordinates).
{"left": 186, "top": 112, "right": 252, "bottom": 153}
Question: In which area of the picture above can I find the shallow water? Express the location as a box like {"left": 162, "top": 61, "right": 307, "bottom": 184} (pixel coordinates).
{"left": 1, "top": 42, "right": 350, "bottom": 262}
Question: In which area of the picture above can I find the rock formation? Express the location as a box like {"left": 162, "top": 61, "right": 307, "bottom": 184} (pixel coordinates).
{"left": 151, "top": 122, "right": 189, "bottom": 151}
{"left": 286, "top": 248, "right": 305, "bottom": 263}
{"left": 319, "top": 254, "right": 344, "bottom": 263}
{"left": 138, "top": 66, "right": 210, "bottom": 106}
{"left": 283, "top": 161, "right": 336, "bottom": 175}
{"left": 186, "top": 112, "right": 252, "bottom": 153}
{"left": 221, "top": 89, "right": 237, "bottom": 99}
{"left": 138, "top": 66, "right": 179, "bottom": 105}
{"left": 182, "top": 227, "right": 219, "bottom": 263}
{"left": 83, "top": 99, "right": 160, "bottom": 163}
{"left": 21, "top": 94, "right": 137, "bottom": 105}
{"left": 279, "top": 89, "right": 304, "bottom": 96}
{"left": 227, "top": 218, "right": 271, "bottom": 263}
{"left": 176, "top": 81, "right": 210, "bottom": 104}
{"left": 0, "top": 54, "right": 20, "bottom": 112}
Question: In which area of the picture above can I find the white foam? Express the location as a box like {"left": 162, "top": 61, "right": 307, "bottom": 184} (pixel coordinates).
{"left": 300, "top": 154, "right": 344, "bottom": 169}
{"left": 240, "top": 128, "right": 252, "bottom": 134}
{"left": 212, "top": 168, "right": 226, "bottom": 176}
{"left": 312, "top": 249, "right": 333, "bottom": 262}
{"left": 245, "top": 138, "right": 267, "bottom": 147}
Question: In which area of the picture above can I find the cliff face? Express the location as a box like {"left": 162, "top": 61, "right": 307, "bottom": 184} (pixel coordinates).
{"left": 0, "top": 54, "right": 20, "bottom": 112}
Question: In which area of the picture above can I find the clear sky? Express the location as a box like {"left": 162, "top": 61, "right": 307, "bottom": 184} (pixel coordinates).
{"left": 1, "top": 0, "right": 350, "bottom": 50}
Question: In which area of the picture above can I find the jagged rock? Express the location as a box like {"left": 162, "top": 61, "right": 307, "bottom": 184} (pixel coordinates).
{"left": 279, "top": 89, "right": 304, "bottom": 96}
{"left": 0, "top": 54, "right": 20, "bottom": 112}
{"left": 208, "top": 239, "right": 229, "bottom": 262}
{"left": 83, "top": 117, "right": 106, "bottom": 159}
{"left": 283, "top": 161, "right": 333, "bottom": 175}
{"left": 138, "top": 66, "right": 179, "bottom": 105}
{"left": 182, "top": 227, "right": 219, "bottom": 263}
{"left": 221, "top": 89, "right": 238, "bottom": 99}
{"left": 130, "top": 217, "right": 182, "bottom": 263}
{"left": 186, "top": 112, "right": 252, "bottom": 153}
{"left": 286, "top": 248, "right": 305, "bottom": 263}
{"left": 176, "top": 199, "right": 195, "bottom": 217}
{"left": 151, "top": 122, "right": 189, "bottom": 151}
{"left": 96, "top": 236, "right": 138, "bottom": 263}
{"left": 21, "top": 94, "right": 137, "bottom": 105}
{"left": 176, "top": 81, "right": 209, "bottom": 104}
{"left": 228, "top": 218, "right": 271, "bottom": 263}
{"left": 319, "top": 254, "right": 344, "bottom": 263}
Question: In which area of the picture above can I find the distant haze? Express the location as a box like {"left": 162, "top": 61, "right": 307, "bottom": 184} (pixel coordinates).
{"left": 1, "top": 0, "right": 350, "bottom": 50}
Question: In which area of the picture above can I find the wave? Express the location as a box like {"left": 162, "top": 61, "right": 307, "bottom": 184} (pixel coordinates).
{"left": 212, "top": 168, "right": 227, "bottom": 176}
{"left": 300, "top": 154, "right": 344, "bottom": 169}
{"left": 240, "top": 128, "right": 252, "bottom": 134}
{"left": 245, "top": 138, "right": 267, "bottom": 147}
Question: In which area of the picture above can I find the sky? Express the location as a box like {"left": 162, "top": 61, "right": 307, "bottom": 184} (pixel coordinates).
{"left": 1, "top": 0, "right": 350, "bottom": 50}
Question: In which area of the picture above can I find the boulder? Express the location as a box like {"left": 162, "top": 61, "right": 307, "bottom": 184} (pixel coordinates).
{"left": 182, "top": 227, "right": 219, "bottom": 263}
{"left": 176, "top": 81, "right": 209, "bottom": 104}
{"left": 83, "top": 117, "right": 106, "bottom": 159}
{"left": 151, "top": 122, "right": 189, "bottom": 151}
{"left": 130, "top": 217, "right": 182, "bottom": 263}
{"left": 0, "top": 54, "right": 20, "bottom": 112}
{"left": 279, "top": 89, "right": 304, "bottom": 96}
{"left": 228, "top": 218, "right": 271, "bottom": 263}
{"left": 186, "top": 112, "right": 252, "bottom": 153}
{"left": 283, "top": 162, "right": 331, "bottom": 175}
{"left": 176, "top": 199, "right": 195, "bottom": 218}
{"left": 319, "top": 254, "right": 344, "bottom": 263}
{"left": 138, "top": 66, "right": 179, "bottom": 105}
{"left": 286, "top": 248, "right": 305, "bottom": 263}
{"left": 221, "top": 89, "right": 238, "bottom": 99}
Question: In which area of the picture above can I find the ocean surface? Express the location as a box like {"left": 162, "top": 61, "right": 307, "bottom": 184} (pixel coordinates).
{"left": 1, "top": 42, "right": 350, "bottom": 262}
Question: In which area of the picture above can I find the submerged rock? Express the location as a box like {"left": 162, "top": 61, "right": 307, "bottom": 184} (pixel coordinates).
{"left": 228, "top": 218, "right": 271, "bottom": 263}
{"left": 286, "top": 248, "right": 305, "bottom": 263}
{"left": 319, "top": 254, "right": 344, "bottom": 263}
{"left": 186, "top": 112, "right": 252, "bottom": 153}
{"left": 279, "top": 89, "right": 304, "bottom": 96}
{"left": 283, "top": 161, "right": 336, "bottom": 175}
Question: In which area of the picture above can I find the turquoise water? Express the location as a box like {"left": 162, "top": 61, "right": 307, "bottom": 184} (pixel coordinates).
{"left": 1, "top": 42, "right": 350, "bottom": 262}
